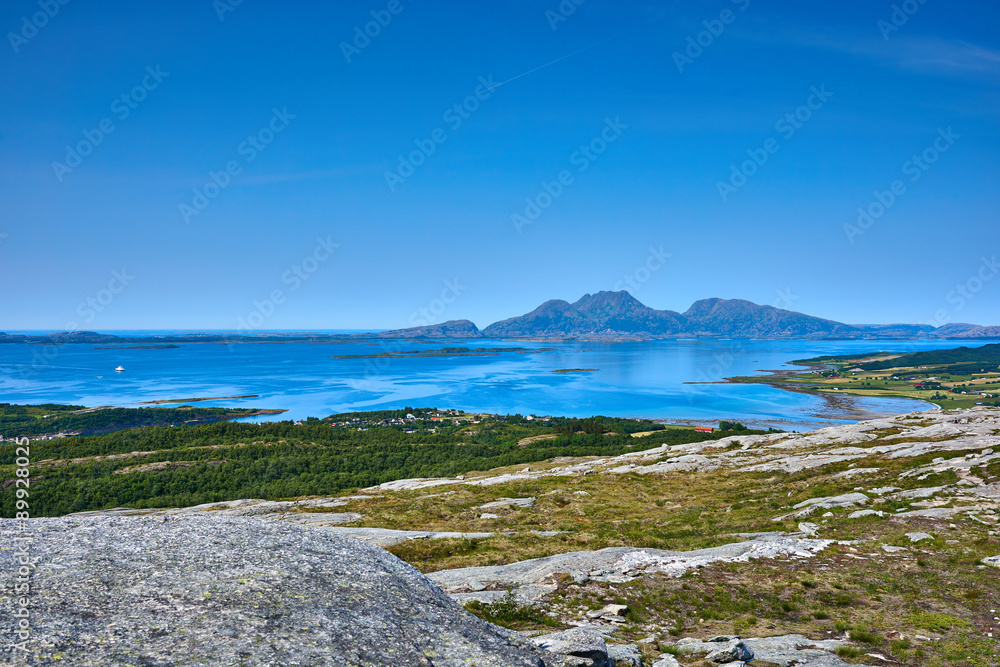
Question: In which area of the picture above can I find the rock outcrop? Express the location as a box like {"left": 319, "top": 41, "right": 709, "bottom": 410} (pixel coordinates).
{"left": 0, "top": 516, "right": 563, "bottom": 666}
{"left": 676, "top": 634, "right": 870, "bottom": 667}
{"left": 429, "top": 536, "right": 834, "bottom": 603}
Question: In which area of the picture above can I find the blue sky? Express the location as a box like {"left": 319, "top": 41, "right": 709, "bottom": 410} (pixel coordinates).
{"left": 1, "top": 0, "right": 998, "bottom": 330}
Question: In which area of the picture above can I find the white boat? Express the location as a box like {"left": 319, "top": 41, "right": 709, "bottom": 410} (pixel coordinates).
{"left": 115, "top": 366, "right": 125, "bottom": 372}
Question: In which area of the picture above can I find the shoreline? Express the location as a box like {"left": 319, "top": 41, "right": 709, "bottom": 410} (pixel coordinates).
{"left": 718, "top": 364, "right": 937, "bottom": 425}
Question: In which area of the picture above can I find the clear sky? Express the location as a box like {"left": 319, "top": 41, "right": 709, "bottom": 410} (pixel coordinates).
{"left": 1, "top": 0, "right": 998, "bottom": 331}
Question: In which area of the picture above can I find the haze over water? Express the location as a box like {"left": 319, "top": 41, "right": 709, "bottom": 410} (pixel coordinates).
{"left": 2, "top": 335, "right": 989, "bottom": 431}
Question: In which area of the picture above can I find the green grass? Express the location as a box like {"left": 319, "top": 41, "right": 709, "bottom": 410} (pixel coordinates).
{"left": 906, "top": 613, "right": 973, "bottom": 633}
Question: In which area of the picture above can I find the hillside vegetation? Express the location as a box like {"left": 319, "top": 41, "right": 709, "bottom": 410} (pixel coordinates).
{"left": 0, "top": 408, "right": 769, "bottom": 516}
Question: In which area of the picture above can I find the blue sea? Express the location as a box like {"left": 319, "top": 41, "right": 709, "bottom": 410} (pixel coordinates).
{"left": 0, "top": 334, "right": 991, "bottom": 430}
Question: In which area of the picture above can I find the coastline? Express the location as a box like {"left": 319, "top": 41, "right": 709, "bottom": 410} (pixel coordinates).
{"left": 718, "top": 363, "right": 938, "bottom": 425}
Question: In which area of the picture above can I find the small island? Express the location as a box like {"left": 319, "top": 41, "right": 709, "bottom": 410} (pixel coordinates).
{"left": 550, "top": 368, "right": 600, "bottom": 373}
{"left": 141, "top": 394, "right": 260, "bottom": 405}
{"left": 94, "top": 344, "right": 181, "bottom": 349}
{"left": 331, "top": 346, "right": 554, "bottom": 359}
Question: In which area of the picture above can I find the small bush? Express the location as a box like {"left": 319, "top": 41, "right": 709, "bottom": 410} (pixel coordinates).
{"left": 890, "top": 638, "right": 911, "bottom": 652}
{"left": 836, "top": 646, "right": 862, "bottom": 658}
{"left": 906, "top": 612, "right": 971, "bottom": 633}
{"left": 850, "top": 629, "right": 880, "bottom": 645}
{"left": 464, "top": 591, "right": 560, "bottom": 630}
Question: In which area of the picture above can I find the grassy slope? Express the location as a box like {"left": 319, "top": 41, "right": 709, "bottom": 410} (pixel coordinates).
{"left": 356, "top": 443, "right": 999, "bottom": 667}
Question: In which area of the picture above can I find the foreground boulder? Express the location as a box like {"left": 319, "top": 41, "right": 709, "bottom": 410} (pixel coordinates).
{"left": 530, "top": 628, "right": 641, "bottom": 667}
{"left": 705, "top": 637, "right": 753, "bottom": 662}
{"left": 532, "top": 628, "right": 609, "bottom": 665}
{"left": 675, "top": 634, "right": 872, "bottom": 667}
{"left": 0, "top": 516, "right": 559, "bottom": 666}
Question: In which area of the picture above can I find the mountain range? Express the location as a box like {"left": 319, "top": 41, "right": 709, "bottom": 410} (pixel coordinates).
{"left": 378, "top": 291, "right": 1000, "bottom": 340}
{"left": 4, "top": 292, "right": 997, "bottom": 343}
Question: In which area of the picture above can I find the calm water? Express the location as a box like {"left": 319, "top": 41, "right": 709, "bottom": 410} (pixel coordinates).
{"left": 0, "top": 335, "right": 990, "bottom": 430}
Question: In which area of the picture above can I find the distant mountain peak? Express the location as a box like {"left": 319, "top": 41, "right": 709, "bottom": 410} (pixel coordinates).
{"left": 377, "top": 319, "right": 481, "bottom": 339}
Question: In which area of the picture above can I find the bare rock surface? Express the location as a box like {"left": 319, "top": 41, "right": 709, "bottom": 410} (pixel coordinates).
{"left": 69, "top": 496, "right": 369, "bottom": 528}
{"left": 429, "top": 536, "right": 834, "bottom": 602}
{"left": 0, "top": 515, "right": 561, "bottom": 666}
{"left": 320, "top": 526, "right": 499, "bottom": 547}
{"left": 479, "top": 497, "right": 537, "bottom": 509}
{"left": 651, "top": 655, "right": 681, "bottom": 667}
{"left": 529, "top": 628, "right": 642, "bottom": 667}
{"left": 531, "top": 628, "right": 608, "bottom": 665}
{"left": 675, "top": 634, "right": 871, "bottom": 667}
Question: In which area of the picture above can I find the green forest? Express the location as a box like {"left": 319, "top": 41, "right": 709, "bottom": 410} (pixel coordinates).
{"left": 857, "top": 344, "right": 1000, "bottom": 374}
{"left": 0, "top": 407, "right": 775, "bottom": 517}
{"left": 797, "top": 344, "right": 1000, "bottom": 373}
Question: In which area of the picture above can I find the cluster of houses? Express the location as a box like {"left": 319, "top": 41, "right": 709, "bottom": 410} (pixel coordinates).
{"left": 302, "top": 410, "right": 566, "bottom": 432}
{"left": 315, "top": 409, "right": 488, "bottom": 431}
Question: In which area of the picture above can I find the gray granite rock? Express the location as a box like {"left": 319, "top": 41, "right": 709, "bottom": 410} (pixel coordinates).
{"left": 479, "top": 497, "right": 536, "bottom": 510}
{"left": 532, "top": 627, "right": 609, "bottom": 666}
{"left": 0, "top": 515, "right": 560, "bottom": 666}
{"left": 606, "top": 643, "right": 642, "bottom": 666}
{"left": 790, "top": 492, "right": 869, "bottom": 518}
{"left": 674, "top": 634, "right": 872, "bottom": 667}
{"left": 652, "top": 655, "right": 682, "bottom": 667}
{"left": 798, "top": 522, "right": 820, "bottom": 535}
{"left": 429, "top": 536, "right": 833, "bottom": 601}
{"left": 705, "top": 638, "right": 753, "bottom": 662}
